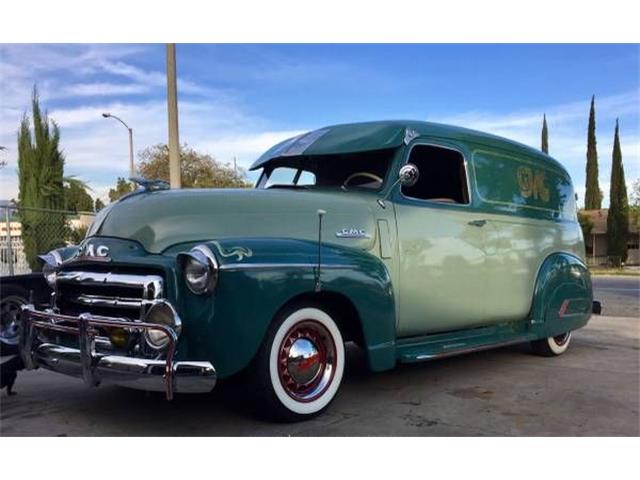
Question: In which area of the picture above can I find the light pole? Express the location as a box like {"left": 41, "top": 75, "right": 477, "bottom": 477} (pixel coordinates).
{"left": 102, "top": 113, "right": 135, "bottom": 179}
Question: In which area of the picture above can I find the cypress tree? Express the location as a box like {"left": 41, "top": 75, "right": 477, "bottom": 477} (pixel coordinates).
{"left": 17, "top": 87, "right": 66, "bottom": 270}
{"left": 541, "top": 114, "right": 549, "bottom": 154}
{"left": 584, "top": 95, "right": 602, "bottom": 209}
{"left": 607, "top": 119, "right": 629, "bottom": 263}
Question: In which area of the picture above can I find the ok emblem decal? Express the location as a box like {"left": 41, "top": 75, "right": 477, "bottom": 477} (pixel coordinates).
{"left": 517, "top": 166, "right": 550, "bottom": 203}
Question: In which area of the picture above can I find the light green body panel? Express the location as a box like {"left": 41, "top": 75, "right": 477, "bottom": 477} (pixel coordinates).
{"left": 387, "top": 135, "right": 585, "bottom": 336}
{"left": 390, "top": 205, "right": 584, "bottom": 337}
{"left": 91, "top": 188, "right": 382, "bottom": 254}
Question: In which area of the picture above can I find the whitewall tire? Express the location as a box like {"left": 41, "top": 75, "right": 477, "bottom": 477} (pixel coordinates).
{"left": 249, "top": 304, "right": 345, "bottom": 421}
{"left": 531, "top": 331, "right": 572, "bottom": 357}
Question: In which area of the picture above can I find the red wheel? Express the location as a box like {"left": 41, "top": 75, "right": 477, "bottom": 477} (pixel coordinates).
{"left": 248, "top": 305, "right": 345, "bottom": 421}
{"left": 277, "top": 320, "right": 337, "bottom": 403}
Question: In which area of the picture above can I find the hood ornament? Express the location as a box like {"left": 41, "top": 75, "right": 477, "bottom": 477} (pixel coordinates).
{"left": 403, "top": 128, "right": 419, "bottom": 145}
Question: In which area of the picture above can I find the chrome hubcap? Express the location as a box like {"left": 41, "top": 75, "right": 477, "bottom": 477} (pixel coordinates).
{"left": 287, "top": 337, "right": 321, "bottom": 385}
{"left": 278, "top": 320, "right": 337, "bottom": 403}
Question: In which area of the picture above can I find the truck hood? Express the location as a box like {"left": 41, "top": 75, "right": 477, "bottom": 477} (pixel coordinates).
{"left": 90, "top": 188, "right": 381, "bottom": 253}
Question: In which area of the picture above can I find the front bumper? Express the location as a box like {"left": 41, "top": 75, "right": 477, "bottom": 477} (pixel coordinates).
{"left": 20, "top": 306, "right": 216, "bottom": 400}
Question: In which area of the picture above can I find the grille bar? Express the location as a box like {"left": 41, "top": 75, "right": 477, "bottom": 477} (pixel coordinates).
{"left": 56, "top": 270, "right": 164, "bottom": 320}
{"left": 73, "top": 293, "right": 143, "bottom": 309}
{"left": 57, "top": 271, "right": 164, "bottom": 299}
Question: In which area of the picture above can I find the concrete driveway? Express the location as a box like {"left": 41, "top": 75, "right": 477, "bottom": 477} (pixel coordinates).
{"left": 1, "top": 314, "right": 638, "bottom": 436}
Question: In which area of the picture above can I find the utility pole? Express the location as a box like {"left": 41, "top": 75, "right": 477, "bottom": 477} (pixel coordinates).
{"left": 166, "top": 43, "right": 181, "bottom": 188}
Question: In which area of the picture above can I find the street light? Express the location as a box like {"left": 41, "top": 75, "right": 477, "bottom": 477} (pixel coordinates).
{"left": 102, "top": 112, "right": 134, "bottom": 179}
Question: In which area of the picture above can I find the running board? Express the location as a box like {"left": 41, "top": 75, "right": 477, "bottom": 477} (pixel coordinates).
{"left": 396, "top": 323, "right": 537, "bottom": 363}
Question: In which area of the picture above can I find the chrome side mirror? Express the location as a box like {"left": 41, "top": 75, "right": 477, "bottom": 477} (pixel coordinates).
{"left": 399, "top": 163, "right": 419, "bottom": 187}
{"left": 377, "top": 163, "right": 421, "bottom": 209}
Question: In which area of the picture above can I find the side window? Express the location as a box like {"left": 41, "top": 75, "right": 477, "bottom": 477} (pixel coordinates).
{"left": 264, "top": 167, "right": 316, "bottom": 188}
{"left": 260, "top": 167, "right": 316, "bottom": 188}
{"left": 265, "top": 167, "right": 298, "bottom": 187}
{"left": 401, "top": 145, "right": 469, "bottom": 204}
{"left": 297, "top": 170, "right": 316, "bottom": 186}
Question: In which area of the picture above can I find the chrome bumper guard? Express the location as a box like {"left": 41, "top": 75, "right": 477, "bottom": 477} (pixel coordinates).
{"left": 20, "top": 306, "right": 216, "bottom": 400}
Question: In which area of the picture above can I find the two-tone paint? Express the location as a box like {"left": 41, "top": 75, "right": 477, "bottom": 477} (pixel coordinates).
{"left": 65, "top": 120, "right": 592, "bottom": 379}
{"left": 67, "top": 122, "right": 592, "bottom": 378}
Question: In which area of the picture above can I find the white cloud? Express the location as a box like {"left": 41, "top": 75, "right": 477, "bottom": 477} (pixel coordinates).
{"left": 60, "top": 82, "right": 151, "bottom": 97}
{"left": 97, "top": 60, "right": 216, "bottom": 96}
{"left": 195, "top": 130, "right": 304, "bottom": 168}
{"left": 2, "top": 44, "right": 638, "bottom": 208}
{"left": 429, "top": 90, "right": 640, "bottom": 208}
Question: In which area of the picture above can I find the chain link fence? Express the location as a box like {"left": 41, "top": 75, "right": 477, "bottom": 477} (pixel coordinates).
{"left": 1, "top": 204, "right": 96, "bottom": 277}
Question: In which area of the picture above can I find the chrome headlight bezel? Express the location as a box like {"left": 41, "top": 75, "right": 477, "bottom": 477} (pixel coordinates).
{"left": 39, "top": 250, "right": 63, "bottom": 288}
{"left": 143, "top": 300, "right": 182, "bottom": 350}
{"left": 179, "top": 245, "right": 219, "bottom": 295}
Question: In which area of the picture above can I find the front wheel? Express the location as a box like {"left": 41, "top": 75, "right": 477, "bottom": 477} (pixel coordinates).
{"left": 531, "top": 331, "right": 572, "bottom": 357}
{"left": 248, "top": 305, "right": 345, "bottom": 422}
{"left": 1, "top": 286, "right": 29, "bottom": 344}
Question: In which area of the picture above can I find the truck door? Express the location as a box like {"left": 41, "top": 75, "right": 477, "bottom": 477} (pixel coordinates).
{"left": 393, "top": 142, "right": 493, "bottom": 337}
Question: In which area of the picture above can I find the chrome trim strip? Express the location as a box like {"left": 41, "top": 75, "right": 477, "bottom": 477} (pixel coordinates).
{"left": 192, "top": 244, "right": 219, "bottom": 270}
{"left": 219, "top": 263, "right": 352, "bottom": 272}
{"left": 411, "top": 338, "right": 529, "bottom": 361}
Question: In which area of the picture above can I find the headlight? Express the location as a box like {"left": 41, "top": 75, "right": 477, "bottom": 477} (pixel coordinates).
{"left": 180, "top": 245, "right": 218, "bottom": 295}
{"left": 143, "top": 300, "right": 182, "bottom": 350}
{"left": 38, "top": 250, "right": 63, "bottom": 288}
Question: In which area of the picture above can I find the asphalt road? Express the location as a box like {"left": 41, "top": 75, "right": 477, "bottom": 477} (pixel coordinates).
{"left": 1, "top": 314, "right": 638, "bottom": 436}
{"left": 592, "top": 275, "right": 640, "bottom": 318}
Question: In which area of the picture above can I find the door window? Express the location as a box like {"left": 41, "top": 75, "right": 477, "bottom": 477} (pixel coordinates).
{"left": 402, "top": 145, "right": 469, "bottom": 204}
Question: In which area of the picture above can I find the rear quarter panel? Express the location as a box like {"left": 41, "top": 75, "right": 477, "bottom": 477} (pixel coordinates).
{"left": 469, "top": 145, "right": 586, "bottom": 323}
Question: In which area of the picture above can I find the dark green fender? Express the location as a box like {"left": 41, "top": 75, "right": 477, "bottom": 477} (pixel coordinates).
{"left": 529, "top": 252, "right": 593, "bottom": 338}
{"left": 170, "top": 238, "right": 396, "bottom": 378}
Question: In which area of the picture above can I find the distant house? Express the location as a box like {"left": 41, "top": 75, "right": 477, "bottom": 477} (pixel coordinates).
{"left": 580, "top": 209, "right": 640, "bottom": 266}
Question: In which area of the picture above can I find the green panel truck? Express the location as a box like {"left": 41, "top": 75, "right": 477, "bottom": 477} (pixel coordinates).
{"left": 21, "top": 121, "right": 594, "bottom": 421}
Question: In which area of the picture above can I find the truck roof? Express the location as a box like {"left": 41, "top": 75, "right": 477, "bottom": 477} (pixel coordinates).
{"left": 250, "top": 120, "right": 567, "bottom": 175}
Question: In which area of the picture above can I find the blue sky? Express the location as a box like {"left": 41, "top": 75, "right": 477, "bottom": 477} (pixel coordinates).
{"left": 1, "top": 44, "right": 638, "bottom": 206}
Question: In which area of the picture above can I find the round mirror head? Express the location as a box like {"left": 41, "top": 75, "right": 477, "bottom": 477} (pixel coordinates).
{"left": 399, "top": 163, "right": 419, "bottom": 187}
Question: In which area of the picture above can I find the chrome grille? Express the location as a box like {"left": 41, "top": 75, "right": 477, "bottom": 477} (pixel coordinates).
{"left": 56, "top": 270, "right": 164, "bottom": 320}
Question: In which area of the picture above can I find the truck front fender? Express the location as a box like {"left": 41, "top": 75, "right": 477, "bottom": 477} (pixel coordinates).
{"left": 173, "top": 238, "right": 396, "bottom": 378}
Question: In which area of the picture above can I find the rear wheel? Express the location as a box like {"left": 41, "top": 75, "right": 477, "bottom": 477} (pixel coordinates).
{"left": 248, "top": 304, "right": 345, "bottom": 422}
{"left": 531, "top": 331, "right": 572, "bottom": 357}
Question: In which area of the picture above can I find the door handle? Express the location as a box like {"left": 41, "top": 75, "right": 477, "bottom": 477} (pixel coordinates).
{"left": 468, "top": 219, "right": 487, "bottom": 227}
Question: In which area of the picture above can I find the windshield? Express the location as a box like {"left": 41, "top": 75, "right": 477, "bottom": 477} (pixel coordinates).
{"left": 255, "top": 148, "right": 395, "bottom": 191}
